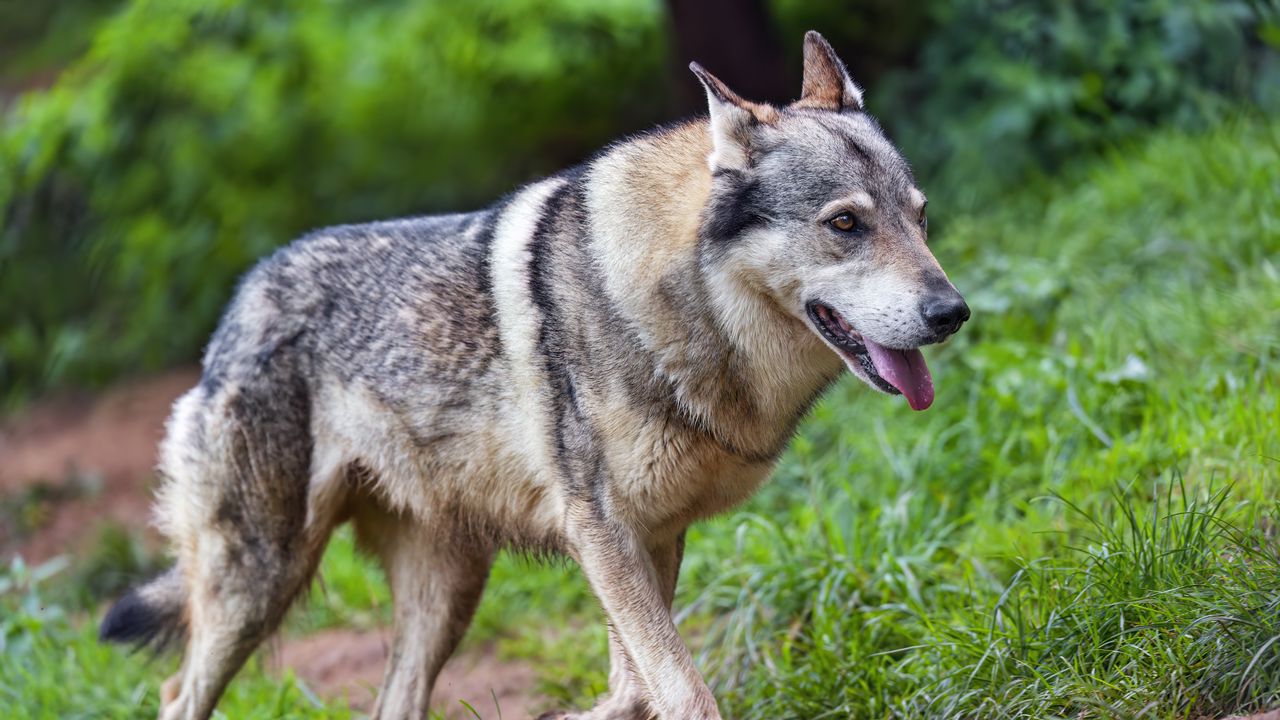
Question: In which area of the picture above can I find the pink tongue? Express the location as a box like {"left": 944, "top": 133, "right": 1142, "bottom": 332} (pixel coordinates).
{"left": 862, "top": 338, "right": 935, "bottom": 411}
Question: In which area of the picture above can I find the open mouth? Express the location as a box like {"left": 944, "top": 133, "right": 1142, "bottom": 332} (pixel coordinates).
{"left": 805, "top": 301, "right": 935, "bottom": 411}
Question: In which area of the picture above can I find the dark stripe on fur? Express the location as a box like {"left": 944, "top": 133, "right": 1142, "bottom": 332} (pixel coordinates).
{"left": 470, "top": 202, "right": 509, "bottom": 370}
{"left": 526, "top": 172, "right": 608, "bottom": 502}
{"left": 700, "top": 169, "right": 767, "bottom": 245}
{"left": 473, "top": 199, "right": 509, "bottom": 317}
{"left": 842, "top": 136, "right": 872, "bottom": 163}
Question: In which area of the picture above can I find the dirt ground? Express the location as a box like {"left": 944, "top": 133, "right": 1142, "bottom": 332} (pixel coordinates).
{"left": 0, "top": 370, "right": 542, "bottom": 718}
{"left": 275, "top": 628, "right": 540, "bottom": 717}
{"left": 0, "top": 369, "right": 197, "bottom": 562}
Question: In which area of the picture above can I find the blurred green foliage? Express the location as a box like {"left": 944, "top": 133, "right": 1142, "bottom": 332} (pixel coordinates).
{"left": 870, "top": 0, "right": 1280, "bottom": 207}
{"left": 0, "top": 0, "right": 1277, "bottom": 403}
{"left": 0, "top": 0, "right": 665, "bottom": 402}
{"left": 0, "top": 0, "right": 118, "bottom": 89}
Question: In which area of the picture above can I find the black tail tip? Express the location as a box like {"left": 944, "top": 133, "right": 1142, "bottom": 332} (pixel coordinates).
{"left": 99, "top": 586, "right": 183, "bottom": 653}
{"left": 99, "top": 587, "right": 155, "bottom": 644}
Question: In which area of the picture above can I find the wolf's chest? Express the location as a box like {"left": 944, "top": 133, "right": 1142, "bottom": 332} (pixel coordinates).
{"left": 598, "top": 413, "right": 778, "bottom": 537}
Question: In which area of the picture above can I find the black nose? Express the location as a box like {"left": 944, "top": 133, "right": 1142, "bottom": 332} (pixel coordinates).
{"left": 920, "top": 293, "right": 970, "bottom": 337}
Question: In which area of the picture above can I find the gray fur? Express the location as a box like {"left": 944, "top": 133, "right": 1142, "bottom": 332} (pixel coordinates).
{"left": 101, "top": 31, "right": 967, "bottom": 720}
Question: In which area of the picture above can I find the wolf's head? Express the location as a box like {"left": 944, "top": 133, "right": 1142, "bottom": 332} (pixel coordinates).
{"left": 694, "top": 31, "right": 968, "bottom": 411}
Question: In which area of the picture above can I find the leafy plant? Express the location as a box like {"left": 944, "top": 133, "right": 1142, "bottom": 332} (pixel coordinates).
{"left": 870, "top": 0, "right": 1280, "bottom": 209}
{"left": 0, "top": 0, "right": 665, "bottom": 405}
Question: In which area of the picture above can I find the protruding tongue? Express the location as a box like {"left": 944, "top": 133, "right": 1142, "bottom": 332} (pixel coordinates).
{"left": 862, "top": 338, "right": 934, "bottom": 411}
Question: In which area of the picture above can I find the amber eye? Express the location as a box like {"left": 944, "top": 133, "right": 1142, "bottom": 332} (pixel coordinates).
{"left": 828, "top": 212, "right": 861, "bottom": 233}
{"left": 918, "top": 203, "right": 928, "bottom": 231}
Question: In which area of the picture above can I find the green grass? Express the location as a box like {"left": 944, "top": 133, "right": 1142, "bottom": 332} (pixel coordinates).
{"left": 0, "top": 556, "right": 357, "bottom": 720}
{"left": 2, "top": 116, "right": 1278, "bottom": 718}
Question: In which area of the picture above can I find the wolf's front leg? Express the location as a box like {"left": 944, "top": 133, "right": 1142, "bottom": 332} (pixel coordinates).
{"left": 567, "top": 504, "right": 719, "bottom": 720}
{"left": 540, "top": 535, "right": 687, "bottom": 720}
{"left": 600, "top": 535, "right": 687, "bottom": 717}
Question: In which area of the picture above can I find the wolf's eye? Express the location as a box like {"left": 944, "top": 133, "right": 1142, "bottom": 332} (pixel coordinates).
{"left": 918, "top": 202, "right": 928, "bottom": 231}
{"left": 828, "top": 212, "right": 862, "bottom": 234}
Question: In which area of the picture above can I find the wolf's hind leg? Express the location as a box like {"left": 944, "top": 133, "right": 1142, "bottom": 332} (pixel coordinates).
{"left": 153, "top": 378, "right": 346, "bottom": 720}
{"left": 356, "top": 504, "right": 495, "bottom": 719}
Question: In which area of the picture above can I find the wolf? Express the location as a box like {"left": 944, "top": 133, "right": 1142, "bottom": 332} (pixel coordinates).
{"left": 100, "top": 31, "right": 969, "bottom": 720}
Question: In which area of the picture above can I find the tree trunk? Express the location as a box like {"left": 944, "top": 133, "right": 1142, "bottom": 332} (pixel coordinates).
{"left": 666, "top": 0, "right": 790, "bottom": 114}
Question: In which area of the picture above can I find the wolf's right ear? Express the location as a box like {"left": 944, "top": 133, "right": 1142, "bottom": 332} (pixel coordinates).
{"left": 689, "top": 62, "right": 777, "bottom": 172}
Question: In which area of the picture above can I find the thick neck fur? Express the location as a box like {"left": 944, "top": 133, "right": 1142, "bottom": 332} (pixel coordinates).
{"left": 583, "top": 121, "right": 840, "bottom": 460}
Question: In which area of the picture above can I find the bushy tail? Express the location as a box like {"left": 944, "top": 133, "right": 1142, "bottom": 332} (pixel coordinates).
{"left": 99, "top": 567, "right": 188, "bottom": 653}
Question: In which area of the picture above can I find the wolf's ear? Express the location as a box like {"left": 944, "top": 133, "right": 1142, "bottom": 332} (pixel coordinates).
{"left": 689, "top": 62, "right": 777, "bottom": 171}
{"left": 796, "top": 30, "right": 863, "bottom": 111}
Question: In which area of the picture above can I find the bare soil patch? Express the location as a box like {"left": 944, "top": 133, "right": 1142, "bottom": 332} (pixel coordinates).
{"left": 0, "top": 368, "right": 198, "bottom": 562}
{"left": 278, "top": 629, "right": 542, "bottom": 718}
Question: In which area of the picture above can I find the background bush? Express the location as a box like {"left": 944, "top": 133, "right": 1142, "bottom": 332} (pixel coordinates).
{"left": 0, "top": 0, "right": 665, "bottom": 401}
{"left": 871, "top": 0, "right": 1280, "bottom": 207}
{"left": 1, "top": 0, "right": 1277, "bottom": 404}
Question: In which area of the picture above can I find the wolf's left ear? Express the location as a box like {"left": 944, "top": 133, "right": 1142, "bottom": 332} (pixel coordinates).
{"left": 796, "top": 30, "right": 864, "bottom": 111}
{"left": 690, "top": 62, "right": 777, "bottom": 171}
